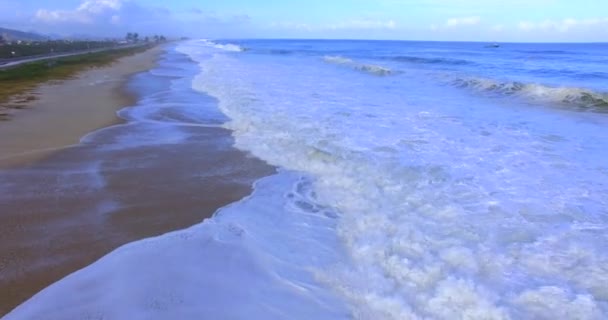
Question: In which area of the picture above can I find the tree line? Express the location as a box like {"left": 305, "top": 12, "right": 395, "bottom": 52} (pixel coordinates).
{"left": 0, "top": 33, "right": 169, "bottom": 59}
{"left": 125, "top": 33, "right": 166, "bottom": 43}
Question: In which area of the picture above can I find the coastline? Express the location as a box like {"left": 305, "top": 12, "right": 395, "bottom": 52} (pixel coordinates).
{"left": 0, "top": 46, "right": 162, "bottom": 169}
{"left": 0, "top": 44, "right": 276, "bottom": 316}
{"left": 2, "top": 37, "right": 607, "bottom": 319}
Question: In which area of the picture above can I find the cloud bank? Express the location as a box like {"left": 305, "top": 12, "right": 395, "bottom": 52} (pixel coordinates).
{"left": 446, "top": 16, "right": 481, "bottom": 27}
{"left": 1, "top": 0, "right": 606, "bottom": 41}
{"left": 518, "top": 18, "right": 608, "bottom": 32}
{"left": 429, "top": 15, "right": 608, "bottom": 42}
{"left": 35, "top": 0, "right": 124, "bottom": 24}
{"left": 31, "top": 0, "right": 172, "bottom": 37}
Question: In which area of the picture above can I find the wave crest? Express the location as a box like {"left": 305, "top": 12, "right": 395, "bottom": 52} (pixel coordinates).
{"left": 199, "top": 40, "right": 244, "bottom": 52}
{"left": 392, "top": 55, "right": 472, "bottom": 65}
{"left": 323, "top": 56, "right": 393, "bottom": 76}
{"left": 452, "top": 78, "right": 608, "bottom": 110}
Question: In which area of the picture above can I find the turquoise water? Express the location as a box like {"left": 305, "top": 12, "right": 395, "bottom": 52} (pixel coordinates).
{"left": 7, "top": 40, "right": 608, "bottom": 319}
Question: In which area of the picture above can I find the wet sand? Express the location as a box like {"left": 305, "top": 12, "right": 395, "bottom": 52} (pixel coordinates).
{"left": 0, "top": 46, "right": 275, "bottom": 316}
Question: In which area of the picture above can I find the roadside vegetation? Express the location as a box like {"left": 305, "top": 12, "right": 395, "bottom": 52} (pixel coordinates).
{"left": 0, "top": 40, "right": 118, "bottom": 59}
{"left": 0, "top": 33, "right": 167, "bottom": 59}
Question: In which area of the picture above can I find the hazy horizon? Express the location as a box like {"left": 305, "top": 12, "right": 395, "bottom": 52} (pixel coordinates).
{"left": 1, "top": 0, "right": 606, "bottom": 43}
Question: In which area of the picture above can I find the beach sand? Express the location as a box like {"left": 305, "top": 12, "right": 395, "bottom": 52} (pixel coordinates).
{"left": 0, "top": 46, "right": 275, "bottom": 316}
{"left": 0, "top": 47, "right": 160, "bottom": 169}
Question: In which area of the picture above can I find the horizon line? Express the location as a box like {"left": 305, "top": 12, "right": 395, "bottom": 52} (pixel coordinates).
{"left": 207, "top": 37, "right": 608, "bottom": 44}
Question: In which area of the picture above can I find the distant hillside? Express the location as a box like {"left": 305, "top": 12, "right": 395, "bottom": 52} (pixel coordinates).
{"left": 0, "top": 27, "right": 47, "bottom": 42}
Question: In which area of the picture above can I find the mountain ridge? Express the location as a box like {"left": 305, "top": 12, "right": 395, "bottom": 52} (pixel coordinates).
{"left": 0, "top": 27, "right": 47, "bottom": 42}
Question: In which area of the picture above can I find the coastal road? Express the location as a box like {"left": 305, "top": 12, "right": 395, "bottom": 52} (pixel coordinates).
{"left": 0, "top": 44, "right": 146, "bottom": 70}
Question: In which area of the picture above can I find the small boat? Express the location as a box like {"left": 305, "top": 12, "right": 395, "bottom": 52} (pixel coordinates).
{"left": 485, "top": 43, "right": 500, "bottom": 48}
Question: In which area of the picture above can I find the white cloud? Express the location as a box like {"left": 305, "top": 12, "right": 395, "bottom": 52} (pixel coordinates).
{"left": 328, "top": 19, "right": 397, "bottom": 30}
{"left": 518, "top": 21, "right": 535, "bottom": 31}
{"left": 270, "top": 19, "right": 397, "bottom": 32}
{"left": 78, "top": 0, "right": 123, "bottom": 14}
{"left": 110, "top": 14, "right": 121, "bottom": 25}
{"left": 430, "top": 16, "right": 481, "bottom": 31}
{"left": 518, "top": 17, "right": 608, "bottom": 32}
{"left": 35, "top": 9, "right": 92, "bottom": 24}
{"left": 35, "top": 0, "right": 125, "bottom": 24}
{"left": 33, "top": 0, "right": 171, "bottom": 33}
{"left": 445, "top": 16, "right": 480, "bottom": 27}
{"left": 32, "top": 0, "right": 173, "bottom": 37}
{"left": 28, "top": 0, "right": 257, "bottom": 38}
{"left": 268, "top": 22, "right": 314, "bottom": 32}
{"left": 491, "top": 24, "right": 505, "bottom": 32}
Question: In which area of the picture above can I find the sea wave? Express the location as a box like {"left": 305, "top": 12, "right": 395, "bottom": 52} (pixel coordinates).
{"left": 452, "top": 77, "right": 608, "bottom": 110}
{"left": 516, "top": 50, "right": 573, "bottom": 55}
{"left": 392, "top": 55, "right": 473, "bottom": 65}
{"left": 11, "top": 40, "right": 608, "bottom": 320}
{"left": 261, "top": 49, "right": 296, "bottom": 55}
{"left": 268, "top": 49, "right": 294, "bottom": 55}
{"left": 192, "top": 50, "right": 608, "bottom": 319}
{"left": 213, "top": 43, "right": 244, "bottom": 52}
{"left": 323, "top": 55, "right": 393, "bottom": 76}
{"left": 199, "top": 39, "right": 244, "bottom": 52}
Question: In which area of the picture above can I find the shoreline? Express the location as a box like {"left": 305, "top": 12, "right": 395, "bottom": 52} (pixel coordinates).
{"left": 0, "top": 43, "right": 275, "bottom": 316}
{"left": 0, "top": 46, "right": 162, "bottom": 169}
{"left": 0, "top": 45, "right": 164, "bottom": 315}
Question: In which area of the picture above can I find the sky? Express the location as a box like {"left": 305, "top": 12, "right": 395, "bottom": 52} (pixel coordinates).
{"left": 0, "top": 0, "right": 606, "bottom": 42}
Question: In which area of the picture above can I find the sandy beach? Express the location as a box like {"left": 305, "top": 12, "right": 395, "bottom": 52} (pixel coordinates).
{"left": 0, "top": 47, "right": 161, "bottom": 169}
{"left": 0, "top": 45, "right": 274, "bottom": 316}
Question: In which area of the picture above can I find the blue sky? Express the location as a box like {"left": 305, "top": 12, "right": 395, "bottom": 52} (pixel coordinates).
{"left": 1, "top": 0, "right": 606, "bottom": 41}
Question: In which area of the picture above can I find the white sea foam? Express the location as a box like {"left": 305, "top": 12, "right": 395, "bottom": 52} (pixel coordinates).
{"left": 8, "top": 40, "right": 608, "bottom": 320}
{"left": 214, "top": 43, "right": 244, "bottom": 52}
{"left": 323, "top": 55, "right": 354, "bottom": 64}
{"left": 181, "top": 41, "right": 608, "bottom": 319}
{"left": 451, "top": 77, "right": 608, "bottom": 109}
{"left": 324, "top": 55, "right": 393, "bottom": 76}
{"left": 5, "top": 43, "right": 350, "bottom": 320}
{"left": 199, "top": 39, "right": 244, "bottom": 52}
{"left": 4, "top": 172, "right": 351, "bottom": 319}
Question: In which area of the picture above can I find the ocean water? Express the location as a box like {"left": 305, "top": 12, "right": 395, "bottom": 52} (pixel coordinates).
{"left": 6, "top": 40, "right": 608, "bottom": 319}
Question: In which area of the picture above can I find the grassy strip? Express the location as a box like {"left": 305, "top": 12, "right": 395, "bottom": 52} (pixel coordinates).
{"left": 0, "top": 45, "right": 153, "bottom": 108}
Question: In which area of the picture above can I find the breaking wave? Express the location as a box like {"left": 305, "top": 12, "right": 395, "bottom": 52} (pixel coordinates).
{"left": 452, "top": 77, "right": 608, "bottom": 111}
{"left": 323, "top": 56, "right": 393, "bottom": 76}
{"left": 199, "top": 40, "right": 244, "bottom": 52}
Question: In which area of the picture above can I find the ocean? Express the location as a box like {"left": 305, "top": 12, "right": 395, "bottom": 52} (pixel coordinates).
{"left": 6, "top": 40, "right": 608, "bottom": 319}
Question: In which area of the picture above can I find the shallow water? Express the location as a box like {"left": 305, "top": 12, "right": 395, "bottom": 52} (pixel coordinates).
{"left": 6, "top": 40, "right": 608, "bottom": 319}
{"left": 0, "top": 46, "right": 272, "bottom": 317}
{"left": 187, "top": 40, "right": 608, "bottom": 318}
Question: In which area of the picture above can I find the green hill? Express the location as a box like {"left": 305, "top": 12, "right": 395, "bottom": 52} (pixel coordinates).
{"left": 0, "top": 27, "right": 47, "bottom": 42}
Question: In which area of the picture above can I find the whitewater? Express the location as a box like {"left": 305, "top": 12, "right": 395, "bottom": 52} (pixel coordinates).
{"left": 5, "top": 40, "right": 608, "bottom": 319}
